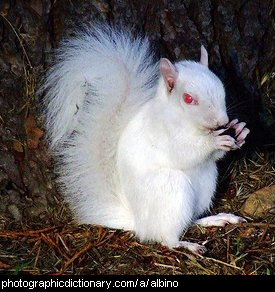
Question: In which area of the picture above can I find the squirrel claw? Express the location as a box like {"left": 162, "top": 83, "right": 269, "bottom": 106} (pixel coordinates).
{"left": 227, "top": 120, "right": 250, "bottom": 143}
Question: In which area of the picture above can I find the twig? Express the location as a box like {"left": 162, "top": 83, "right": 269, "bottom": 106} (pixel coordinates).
{"left": 33, "top": 245, "right": 41, "bottom": 269}
{"left": 0, "top": 14, "right": 32, "bottom": 68}
{"left": 154, "top": 263, "right": 180, "bottom": 270}
{"left": 204, "top": 257, "right": 242, "bottom": 270}
{"left": 59, "top": 236, "right": 112, "bottom": 274}
{"left": 57, "top": 234, "right": 70, "bottom": 253}
{"left": 41, "top": 233, "right": 69, "bottom": 260}
{"left": 59, "top": 242, "right": 94, "bottom": 274}
{"left": 259, "top": 224, "right": 269, "bottom": 242}
{"left": 226, "top": 234, "right": 230, "bottom": 263}
{"left": 234, "top": 223, "right": 275, "bottom": 228}
{"left": 0, "top": 227, "right": 58, "bottom": 238}
{"left": 246, "top": 248, "right": 275, "bottom": 253}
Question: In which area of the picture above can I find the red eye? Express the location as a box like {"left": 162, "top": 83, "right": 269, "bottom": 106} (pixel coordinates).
{"left": 183, "top": 93, "right": 193, "bottom": 104}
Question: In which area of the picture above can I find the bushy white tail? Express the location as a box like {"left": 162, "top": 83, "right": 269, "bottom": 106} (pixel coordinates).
{"left": 41, "top": 24, "right": 159, "bottom": 227}
{"left": 42, "top": 24, "right": 158, "bottom": 148}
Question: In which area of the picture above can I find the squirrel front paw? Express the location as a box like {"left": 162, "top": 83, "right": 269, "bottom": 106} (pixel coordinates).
{"left": 213, "top": 119, "right": 250, "bottom": 150}
{"left": 214, "top": 134, "right": 238, "bottom": 151}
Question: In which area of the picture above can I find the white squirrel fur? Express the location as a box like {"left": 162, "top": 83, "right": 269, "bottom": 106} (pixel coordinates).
{"left": 42, "top": 24, "right": 244, "bottom": 249}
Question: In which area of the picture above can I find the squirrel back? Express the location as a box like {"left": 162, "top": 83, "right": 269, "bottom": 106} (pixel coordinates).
{"left": 41, "top": 24, "right": 158, "bottom": 226}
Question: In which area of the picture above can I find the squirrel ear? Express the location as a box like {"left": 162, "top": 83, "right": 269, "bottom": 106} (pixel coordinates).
{"left": 160, "top": 58, "right": 178, "bottom": 93}
{"left": 200, "top": 45, "right": 208, "bottom": 67}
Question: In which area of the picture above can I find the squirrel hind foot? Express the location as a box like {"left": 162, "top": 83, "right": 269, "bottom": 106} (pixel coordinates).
{"left": 173, "top": 241, "right": 207, "bottom": 256}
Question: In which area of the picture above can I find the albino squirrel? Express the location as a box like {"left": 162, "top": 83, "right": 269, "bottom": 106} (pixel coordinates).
{"left": 41, "top": 24, "right": 250, "bottom": 255}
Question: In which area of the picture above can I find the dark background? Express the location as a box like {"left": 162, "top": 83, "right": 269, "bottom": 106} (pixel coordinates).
{"left": 0, "top": 0, "right": 274, "bottom": 275}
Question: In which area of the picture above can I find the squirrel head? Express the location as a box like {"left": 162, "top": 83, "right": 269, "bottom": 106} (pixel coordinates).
{"left": 160, "top": 46, "right": 229, "bottom": 132}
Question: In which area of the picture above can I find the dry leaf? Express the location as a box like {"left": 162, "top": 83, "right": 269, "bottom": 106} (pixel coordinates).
{"left": 24, "top": 115, "right": 44, "bottom": 149}
{"left": 0, "top": 261, "right": 11, "bottom": 269}
{"left": 12, "top": 139, "right": 25, "bottom": 162}
{"left": 12, "top": 140, "right": 24, "bottom": 153}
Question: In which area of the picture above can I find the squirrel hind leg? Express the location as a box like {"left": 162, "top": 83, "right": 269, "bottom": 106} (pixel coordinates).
{"left": 195, "top": 213, "right": 247, "bottom": 227}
